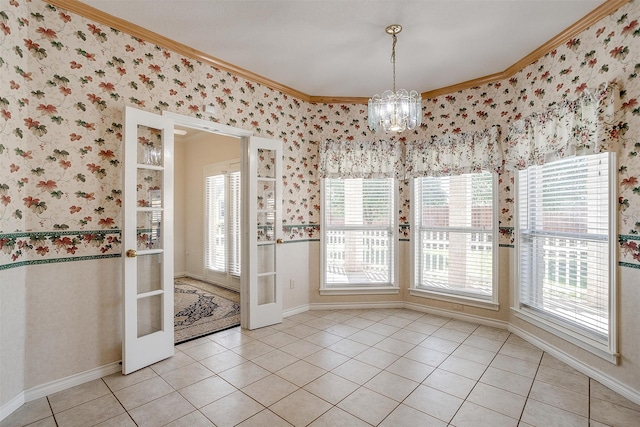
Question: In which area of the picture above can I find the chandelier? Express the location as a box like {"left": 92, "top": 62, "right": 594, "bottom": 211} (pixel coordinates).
{"left": 368, "top": 24, "right": 422, "bottom": 133}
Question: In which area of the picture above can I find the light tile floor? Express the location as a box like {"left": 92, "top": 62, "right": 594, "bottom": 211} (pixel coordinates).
{"left": 3, "top": 308, "right": 640, "bottom": 426}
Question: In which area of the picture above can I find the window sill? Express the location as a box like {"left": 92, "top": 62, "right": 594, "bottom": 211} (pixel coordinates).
{"left": 320, "top": 286, "right": 400, "bottom": 296}
{"left": 512, "top": 307, "right": 618, "bottom": 364}
{"left": 409, "top": 288, "right": 499, "bottom": 311}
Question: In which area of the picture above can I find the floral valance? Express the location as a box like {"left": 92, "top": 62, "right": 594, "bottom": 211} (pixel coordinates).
{"left": 404, "top": 126, "right": 503, "bottom": 178}
{"left": 319, "top": 127, "right": 502, "bottom": 180}
{"left": 318, "top": 139, "right": 405, "bottom": 179}
{"left": 319, "top": 82, "right": 621, "bottom": 180}
{"left": 504, "top": 81, "right": 622, "bottom": 169}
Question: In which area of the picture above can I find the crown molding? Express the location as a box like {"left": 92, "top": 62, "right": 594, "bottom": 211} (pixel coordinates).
{"left": 309, "top": 96, "right": 371, "bottom": 104}
{"left": 44, "top": 0, "right": 311, "bottom": 102}
{"left": 422, "top": 0, "right": 630, "bottom": 100}
{"left": 45, "top": 0, "right": 630, "bottom": 105}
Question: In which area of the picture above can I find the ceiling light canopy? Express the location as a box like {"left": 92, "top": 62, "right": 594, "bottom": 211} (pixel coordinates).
{"left": 368, "top": 24, "right": 422, "bottom": 133}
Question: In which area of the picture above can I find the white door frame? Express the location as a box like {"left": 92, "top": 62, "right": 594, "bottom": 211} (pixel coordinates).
{"left": 163, "top": 112, "right": 256, "bottom": 328}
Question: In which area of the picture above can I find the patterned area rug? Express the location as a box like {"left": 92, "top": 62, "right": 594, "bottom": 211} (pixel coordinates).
{"left": 174, "top": 277, "right": 240, "bottom": 344}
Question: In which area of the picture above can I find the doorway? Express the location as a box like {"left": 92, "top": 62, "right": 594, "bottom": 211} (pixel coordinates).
{"left": 164, "top": 110, "right": 284, "bottom": 334}
{"left": 173, "top": 124, "right": 243, "bottom": 343}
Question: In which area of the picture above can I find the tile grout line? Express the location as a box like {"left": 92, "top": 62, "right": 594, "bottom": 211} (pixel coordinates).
{"left": 588, "top": 375, "right": 591, "bottom": 423}
{"left": 518, "top": 348, "right": 543, "bottom": 425}
{"left": 31, "top": 309, "right": 629, "bottom": 427}
{"left": 45, "top": 395, "right": 58, "bottom": 427}
{"left": 441, "top": 323, "right": 487, "bottom": 426}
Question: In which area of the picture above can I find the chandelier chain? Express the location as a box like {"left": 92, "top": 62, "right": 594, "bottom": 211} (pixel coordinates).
{"left": 391, "top": 33, "right": 397, "bottom": 93}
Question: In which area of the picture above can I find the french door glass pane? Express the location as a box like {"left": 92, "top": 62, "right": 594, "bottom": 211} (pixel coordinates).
{"left": 137, "top": 253, "right": 162, "bottom": 294}
{"left": 258, "top": 274, "right": 276, "bottom": 306}
{"left": 137, "top": 125, "right": 163, "bottom": 166}
{"left": 137, "top": 294, "right": 162, "bottom": 337}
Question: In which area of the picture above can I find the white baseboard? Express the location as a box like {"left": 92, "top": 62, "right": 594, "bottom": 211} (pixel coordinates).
{"left": 0, "top": 392, "right": 25, "bottom": 423}
{"left": 0, "top": 361, "right": 121, "bottom": 423}
{"left": 283, "top": 304, "right": 310, "bottom": 317}
{"left": 404, "top": 302, "right": 509, "bottom": 330}
{"left": 307, "top": 300, "right": 508, "bottom": 331}
{"left": 174, "top": 271, "right": 187, "bottom": 278}
{"left": 25, "top": 361, "right": 122, "bottom": 402}
{"left": 509, "top": 324, "right": 640, "bottom": 406}
{"left": 181, "top": 274, "right": 240, "bottom": 293}
{"left": 310, "top": 301, "right": 404, "bottom": 311}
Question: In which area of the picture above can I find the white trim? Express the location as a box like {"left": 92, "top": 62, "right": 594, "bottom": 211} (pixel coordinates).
{"left": 181, "top": 273, "right": 240, "bottom": 293}
{"left": 162, "top": 112, "right": 253, "bottom": 138}
{"left": 409, "top": 288, "right": 499, "bottom": 311}
{"left": 512, "top": 308, "right": 618, "bottom": 364}
{"left": 509, "top": 324, "right": 639, "bottom": 405}
{"left": 320, "top": 287, "right": 400, "bottom": 296}
{"left": 320, "top": 177, "right": 399, "bottom": 291}
{"left": 0, "top": 393, "right": 24, "bottom": 423}
{"left": 404, "top": 302, "right": 508, "bottom": 329}
{"left": 24, "top": 362, "right": 121, "bottom": 402}
{"left": 283, "top": 304, "right": 310, "bottom": 317}
{"left": 0, "top": 361, "right": 122, "bottom": 422}
{"left": 608, "top": 152, "right": 619, "bottom": 360}
{"left": 513, "top": 152, "right": 618, "bottom": 363}
{"left": 409, "top": 173, "right": 499, "bottom": 305}
{"left": 308, "top": 300, "right": 509, "bottom": 331}
{"left": 310, "top": 301, "right": 405, "bottom": 311}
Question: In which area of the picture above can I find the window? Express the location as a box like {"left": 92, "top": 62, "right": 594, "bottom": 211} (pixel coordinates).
{"left": 205, "top": 162, "right": 241, "bottom": 280}
{"left": 321, "top": 178, "right": 397, "bottom": 292}
{"left": 411, "top": 172, "right": 497, "bottom": 307}
{"left": 516, "top": 152, "right": 616, "bottom": 361}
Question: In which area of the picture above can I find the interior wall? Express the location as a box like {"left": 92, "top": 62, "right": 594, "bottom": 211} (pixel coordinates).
{"left": 177, "top": 131, "right": 241, "bottom": 282}
{"left": 24, "top": 259, "right": 122, "bottom": 388}
{"left": 0, "top": 267, "right": 26, "bottom": 409}
{"left": 2, "top": 0, "right": 640, "bottom": 414}
{"left": 174, "top": 137, "right": 187, "bottom": 275}
{"left": 1, "top": 0, "right": 308, "bottom": 410}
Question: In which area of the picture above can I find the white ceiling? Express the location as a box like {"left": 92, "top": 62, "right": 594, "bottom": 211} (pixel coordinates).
{"left": 80, "top": 0, "right": 606, "bottom": 98}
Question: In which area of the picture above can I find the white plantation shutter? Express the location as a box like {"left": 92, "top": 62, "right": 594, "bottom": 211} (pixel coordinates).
{"left": 205, "top": 164, "right": 241, "bottom": 277}
{"left": 205, "top": 174, "right": 226, "bottom": 272}
{"left": 413, "top": 172, "right": 496, "bottom": 299}
{"left": 518, "top": 152, "right": 614, "bottom": 341}
{"left": 228, "top": 171, "right": 241, "bottom": 276}
{"left": 323, "top": 178, "right": 395, "bottom": 286}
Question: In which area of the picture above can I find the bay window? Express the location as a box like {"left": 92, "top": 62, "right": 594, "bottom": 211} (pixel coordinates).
{"left": 321, "top": 177, "right": 398, "bottom": 292}
{"left": 515, "top": 152, "right": 617, "bottom": 361}
{"left": 411, "top": 172, "right": 498, "bottom": 307}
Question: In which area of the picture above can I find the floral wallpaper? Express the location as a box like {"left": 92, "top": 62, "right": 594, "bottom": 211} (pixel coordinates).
{"left": 1, "top": 0, "right": 640, "bottom": 269}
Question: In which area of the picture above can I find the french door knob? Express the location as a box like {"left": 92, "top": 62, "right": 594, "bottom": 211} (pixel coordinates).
{"left": 126, "top": 249, "right": 137, "bottom": 258}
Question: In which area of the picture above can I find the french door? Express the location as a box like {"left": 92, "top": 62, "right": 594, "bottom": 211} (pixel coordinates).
{"left": 122, "top": 106, "right": 174, "bottom": 374}
{"left": 241, "top": 136, "right": 284, "bottom": 330}
{"left": 123, "top": 109, "right": 284, "bottom": 374}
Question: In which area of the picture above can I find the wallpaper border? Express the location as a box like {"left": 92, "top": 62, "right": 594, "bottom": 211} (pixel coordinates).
{"left": 2, "top": 229, "right": 639, "bottom": 270}
{"left": 0, "top": 253, "right": 121, "bottom": 271}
